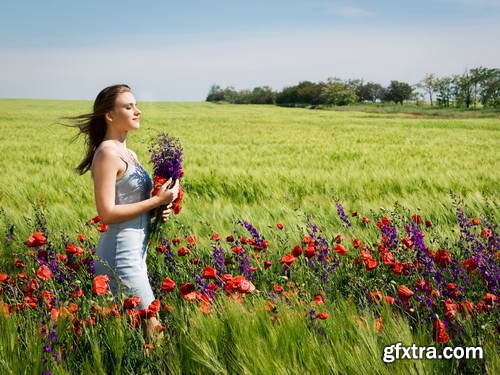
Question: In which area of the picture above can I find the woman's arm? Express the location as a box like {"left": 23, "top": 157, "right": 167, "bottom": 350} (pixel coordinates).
{"left": 92, "top": 147, "right": 178, "bottom": 224}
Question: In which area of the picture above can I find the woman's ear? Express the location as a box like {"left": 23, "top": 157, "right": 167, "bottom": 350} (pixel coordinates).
{"left": 105, "top": 111, "right": 113, "bottom": 123}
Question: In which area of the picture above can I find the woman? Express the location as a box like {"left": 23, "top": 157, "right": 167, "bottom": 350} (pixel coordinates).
{"left": 71, "top": 84, "right": 179, "bottom": 335}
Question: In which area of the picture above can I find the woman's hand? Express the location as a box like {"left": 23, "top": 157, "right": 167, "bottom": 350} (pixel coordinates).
{"left": 162, "top": 203, "right": 173, "bottom": 222}
{"left": 155, "top": 178, "right": 180, "bottom": 206}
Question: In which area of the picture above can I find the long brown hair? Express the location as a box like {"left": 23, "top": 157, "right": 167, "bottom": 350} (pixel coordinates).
{"left": 65, "top": 84, "right": 131, "bottom": 175}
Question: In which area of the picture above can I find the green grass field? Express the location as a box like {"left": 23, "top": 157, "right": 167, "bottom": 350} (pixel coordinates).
{"left": 0, "top": 99, "right": 498, "bottom": 374}
{"left": 0, "top": 99, "right": 498, "bottom": 241}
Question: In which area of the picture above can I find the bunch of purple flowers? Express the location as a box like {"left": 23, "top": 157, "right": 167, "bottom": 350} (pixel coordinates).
{"left": 149, "top": 133, "right": 184, "bottom": 245}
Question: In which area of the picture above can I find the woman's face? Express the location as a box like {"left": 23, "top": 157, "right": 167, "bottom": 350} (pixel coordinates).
{"left": 106, "top": 91, "right": 142, "bottom": 131}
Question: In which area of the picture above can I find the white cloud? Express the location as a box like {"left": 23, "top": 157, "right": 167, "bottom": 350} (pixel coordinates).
{"left": 0, "top": 24, "right": 499, "bottom": 101}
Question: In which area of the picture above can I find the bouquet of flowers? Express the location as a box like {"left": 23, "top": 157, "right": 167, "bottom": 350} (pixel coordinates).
{"left": 149, "top": 133, "right": 184, "bottom": 244}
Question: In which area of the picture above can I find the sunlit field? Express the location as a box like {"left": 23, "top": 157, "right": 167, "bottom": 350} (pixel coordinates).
{"left": 0, "top": 99, "right": 498, "bottom": 374}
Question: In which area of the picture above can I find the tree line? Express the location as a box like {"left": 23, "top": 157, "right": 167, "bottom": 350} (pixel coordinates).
{"left": 206, "top": 67, "right": 499, "bottom": 108}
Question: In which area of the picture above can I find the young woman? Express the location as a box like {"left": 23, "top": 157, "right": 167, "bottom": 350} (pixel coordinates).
{"left": 71, "top": 84, "right": 179, "bottom": 335}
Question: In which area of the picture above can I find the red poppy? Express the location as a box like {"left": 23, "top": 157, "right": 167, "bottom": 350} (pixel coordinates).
{"left": 292, "top": 245, "right": 303, "bottom": 257}
{"left": 276, "top": 223, "right": 284, "bottom": 230}
{"left": 177, "top": 247, "right": 189, "bottom": 256}
{"left": 397, "top": 285, "right": 414, "bottom": 301}
{"left": 25, "top": 232, "right": 47, "bottom": 247}
{"left": 369, "top": 291, "right": 383, "bottom": 302}
{"left": 361, "top": 217, "right": 371, "bottom": 224}
{"left": 77, "top": 234, "right": 86, "bottom": 242}
{"left": 98, "top": 223, "right": 108, "bottom": 232}
{"left": 55, "top": 254, "right": 67, "bottom": 262}
{"left": 316, "top": 312, "right": 329, "bottom": 320}
{"left": 433, "top": 249, "right": 452, "bottom": 268}
{"left": 391, "top": 262, "right": 404, "bottom": 275}
{"left": 156, "top": 245, "right": 167, "bottom": 253}
{"left": 124, "top": 296, "right": 141, "bottom": 310}
{"left": 231, "top": 246, "right": 243, "bottom": 254}
{"left": 425, "top": 220, "right": 432, "bottom": 227}
{"left": 334, "top": 244, "right": 347, "bottom": 255}
{"left": 147, "top": 299, "right": 161, "bottom": 318}
{"left": 14, "top": 258, "right": 26, "bottom": 268}
{"left": 41, "top": 290, "right": 53, "bottom": 307}
{"left": 179, "top": 282, "right": 195, "bottom": 297}
{"left": 281, "top": 254, "right": 296, "bottom": 266}
{"left": 0, "top": 274, "right": 8, "bottom": 282}
{"left": 186, "top": 235, "right": 197, "bottom": 246}
{"left": 432, "top": 318, "right": 449, "bottom": 343}
{"left": 471, "top": 218, "right": 481, "bottom": 226}
{"left": 444, "top": 299, "right": 459, "bottom": 321}
{"left": 72, "top": 288, "right": 84, "bottom": 299}
{"left": 304, "top": 246, "right": 316, "bottom": 258}
{"left": 303, "top": 235, "right": 314, "bottom": 245}
{"left": 273, "top": 284, "right": 283, "bottom": 293}
{"left": 411, "top": 214, "right": 422, "bottom": 224}
{"left": 172, "top": 186, "right": 184, "bottom": 214}
{"left": 24, "top": 295, "right": 38, "bottom": 309}
{"left": 151, "top": 175, "right": 167, "bottom": 196}
{"left": 402, "top": 237, "right": 413, "bottom": 250}
{"left": 92, "top": 275, "right": 109, "bottom": 295}
{"left": 161, "top": 278, "right": 176, "bottom": 292}
{"left": 481, "top": 228, "right": 492, "bottom": 239}
{"left": 87, "top": 215, "right": 101, "bottom": 225}
{"left": 203, "top": 266, "right": 217, "bottom": 279}
{"left": 352, "top": 238, "right": 362, "bottom": 248}
{"left": 65, "top": 243, "right": 84, "bottom": 256}
{"left": 212, "top": 233, "right": 220, "bottom": 241}
{"left": 365, "top": 258, "right": 378, "bottom": 270}
{"left": 36, "top": 265, "right": 52, "bottom": 280}
{"left": 199, "top": 300, "right": 212, "bottom": 314}
{"left": 462, "top": 257, "right": 478, "bottom": 273}
{"left": 384, "top": 296, "right": 395, "bottom": 305}
{"left": 312, "top": 294, "right": 324, "bottom": 304}
{"left": 263, "top": 260, "right": 272, "bottom": 269}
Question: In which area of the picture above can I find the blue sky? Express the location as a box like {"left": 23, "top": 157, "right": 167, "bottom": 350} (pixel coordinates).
{"left": 1, "top": 0, "right": 499, "bottom": 100}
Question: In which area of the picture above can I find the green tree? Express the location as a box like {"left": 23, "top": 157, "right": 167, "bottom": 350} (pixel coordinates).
{"left": 250, "top": 86, "right": 275, "bottom": 104}
{"left": 454, "top": 71, "right": 474, "bottom": 108}
{"left": 206, "top": 84, "right": 225, "bottom": 102}
{"left": 321, "top": 78, "right": 358, "bottom": 106}
{"left": 356, "top": 82, "right": 385, "bottom": 103}
{"left": 435, "top": 76, "right": 454, "bottom": 107}
{"left": 383, "top": 81, "right": 413, "bottom": 105}
{"left": 418, "top": 73, "right": 437, "bottom": 106}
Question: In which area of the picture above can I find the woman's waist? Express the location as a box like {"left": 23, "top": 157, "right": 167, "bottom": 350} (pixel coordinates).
{"left": 105, "top": 212, "right": 151, "bottom": 231}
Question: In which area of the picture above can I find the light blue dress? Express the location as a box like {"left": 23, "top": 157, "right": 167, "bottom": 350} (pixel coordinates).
{"left": 94, "top": 159, "right": 155, "bottom": 309}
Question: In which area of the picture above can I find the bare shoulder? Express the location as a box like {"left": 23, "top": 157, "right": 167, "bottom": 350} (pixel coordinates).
{"left": 92, "top": 143, "right": 123, "bottom": 174}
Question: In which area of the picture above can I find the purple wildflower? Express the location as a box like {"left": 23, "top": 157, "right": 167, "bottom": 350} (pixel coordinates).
{"left": 149, "top": 133, "right": 183, "bottom": 181}
{"left": 238, "top": 219, "right": 268, "bottom": 251}
{"left": 336, "top": 202, "right": 352, "bottom": 228}
{"left": 211, "top": 242, "right": 226, "bottom": 278}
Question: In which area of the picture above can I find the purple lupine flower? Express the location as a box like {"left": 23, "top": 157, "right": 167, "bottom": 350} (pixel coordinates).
{"left": 160, "top": 237, "right": 178, "bottom": 276}
{"left": 149, "top": 133, "right": 183, "bottom": 181}
{"left": 380, "top": 219, "right": 398, "bottom": 249}
{"left": 194, "top": 272, "right": 215, "bottom": 301}
{"left": 336, "top": 202, "right": 352, "bottom": 228}
{"left": 238, "top": 219, "right": 268, "bottom": 251}
{"left": 211, "top": 242, "right": 226, "bottom": 278}
{"left": 305, "top": 220, "right": 337, "bottom": 283}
